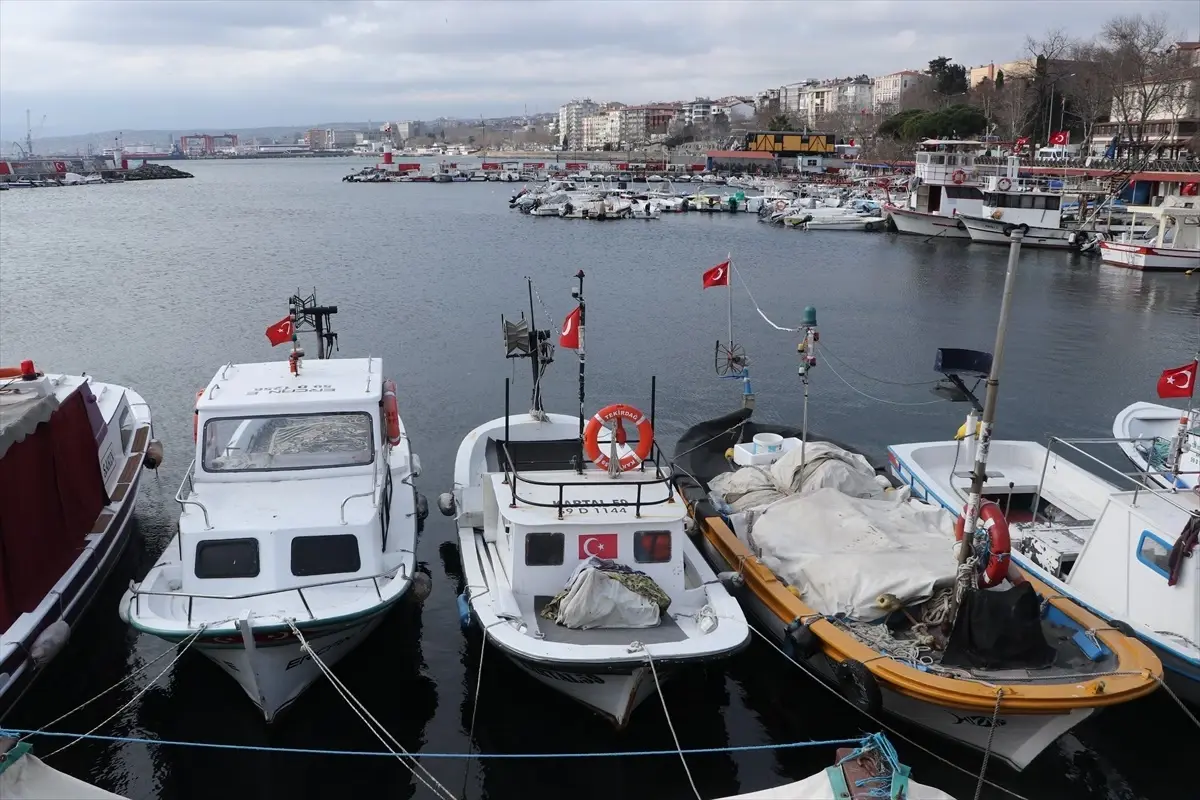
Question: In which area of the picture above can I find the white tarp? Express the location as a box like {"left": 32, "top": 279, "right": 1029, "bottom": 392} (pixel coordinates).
{"left": 715, "top": 770, "right": 956, "bottom": 800}
{"left": 553, "top": 560, "right": 661, "bottom": 629}
{"left": 0, "top": 752, "right": 127, "bottom": 800}
{"left": 709, "top": 441, "right": 896, "bottom": 513}
{"left": 746, "top": 488, "right": 958, "bottom": 622}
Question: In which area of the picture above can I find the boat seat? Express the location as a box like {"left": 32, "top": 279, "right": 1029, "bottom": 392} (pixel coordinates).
{"left": 531, "top": 595, "right": 688, "bottom": 645}
{"left": 485, "top": 437, "right": 581, "bottom": 473}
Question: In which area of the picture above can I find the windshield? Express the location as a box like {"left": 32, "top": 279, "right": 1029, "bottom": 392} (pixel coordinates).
{"left": 202, "top": 412, "right": 374, "bottom": 472}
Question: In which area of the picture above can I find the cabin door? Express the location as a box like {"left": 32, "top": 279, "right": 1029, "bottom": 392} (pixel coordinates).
{"left": 928, "top": 185, "right": 942, "bottom": 213}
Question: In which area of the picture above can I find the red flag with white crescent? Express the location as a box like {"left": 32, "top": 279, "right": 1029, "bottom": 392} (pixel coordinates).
{"left": 1157, "top": 362, "right": 1197, "bottom": 399}
{"left": 1048, "top": 130, "right": 1070, "bottom": 146}
{"left": 265, "top": 316, "right": 294, "bottom": 346}
{"left": 578, "top": 533, "right": 618, "bottom": 559}
{"left": 559, "top": 305, "right": 581, "bottom": 349}
{"left": 702, "top": 261, "right": 730, "bottom": 289}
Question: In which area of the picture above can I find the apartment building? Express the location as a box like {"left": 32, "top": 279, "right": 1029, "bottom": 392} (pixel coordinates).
{"left": 623, "top": 104, "right": 680, "bottom": 144}
{"left": 685, "top": 98, "right": 714, "bottom": 127}
{"left": 1087, "top": 42, "right": 1200, "bottom": 159}
{"left": 558, "top": 98, "right": 599, "bottom": 149}
{"left": 873, "top": 70, "right": 929, "bottom": 111}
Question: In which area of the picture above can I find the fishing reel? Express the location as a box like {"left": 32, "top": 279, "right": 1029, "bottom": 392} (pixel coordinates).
{"left": 715, "top": 340, "right": 749, "bottom": 377}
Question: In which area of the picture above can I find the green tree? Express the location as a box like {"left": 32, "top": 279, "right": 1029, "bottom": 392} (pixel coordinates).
{"left": 767, "top": 113, "right": 793, "bottom": 131}
{"left": 928, "top": 56, "right": 969, "bottom": 96}
{"left": 994, "top": 69, "right": 1005, "bottom": 90}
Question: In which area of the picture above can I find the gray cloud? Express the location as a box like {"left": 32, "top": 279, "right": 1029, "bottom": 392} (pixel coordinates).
{"left": 1, "top": 0, "right": 1196, "bottom": 137}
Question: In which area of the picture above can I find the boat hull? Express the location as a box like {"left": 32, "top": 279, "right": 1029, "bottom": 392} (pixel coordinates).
{"left": 1099, "top": 241, "right": 1200, "bottom": 272}
{"left": 961, "top": 216, "right": 1078, "bottom": 249}
{"left": 507, "top": 655, "right": 664, "bottom": 728}
{"left": 696, "top": 528, "right": 1091, "bottom": 770}
{"left": 195, "top": 609, "right": 390, "bottom": 722}
{"left": 886, "top": 206, "right": 970, "bottom": 239}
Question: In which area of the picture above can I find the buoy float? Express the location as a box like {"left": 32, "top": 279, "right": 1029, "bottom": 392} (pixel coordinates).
{"left": 584, "top": 403, "right": 654, "bottom": 472}
{"left": 382, "top": 379, "right": 402, "bottom": 446}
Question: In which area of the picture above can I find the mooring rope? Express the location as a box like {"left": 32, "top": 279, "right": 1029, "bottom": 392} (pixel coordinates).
{"left": 288, "top": 621, "right": 457, "bottom": 800}
{"left": 632, "top": 642, "right": 701, "bottom": 800}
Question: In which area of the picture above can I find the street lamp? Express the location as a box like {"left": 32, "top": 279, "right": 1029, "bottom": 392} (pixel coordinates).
{"left": 1045, "top": 73, "right": 1077, "bottom": 142}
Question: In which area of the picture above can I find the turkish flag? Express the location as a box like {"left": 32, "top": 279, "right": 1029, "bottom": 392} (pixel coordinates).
{"left": 559, "top": 305, "right": 581, "bottom": 349}
{"left": 265, "top": 316, "right": 294, "bottom": 346}
{"left": 1049, "top": 130, "right": 1070, "bottom": 146}
{"left": 578, "top": 533, "right": 618, "bottom": 560}
{"left": 702, "top": 260, "right": 730, "bottom": 289}
{"left": 1157, "top": 362, "right": 1197, "bottom": 399}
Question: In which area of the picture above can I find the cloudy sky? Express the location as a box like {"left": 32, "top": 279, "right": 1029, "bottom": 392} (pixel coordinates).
{"left": 1, "top": 0, "right": 1196, "bottom": 137}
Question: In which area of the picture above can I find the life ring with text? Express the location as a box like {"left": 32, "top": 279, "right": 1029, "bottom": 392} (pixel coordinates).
{"left": 774, "top": 199, "right": 787, "bottom": 212}
{"left": 951, "top": 169, "right": 967, "bottom": 185}
{"left": 1183, "top": 182, "right": 1199, "bottom": 197}
{"left": 382, "top": 379, "right": 402, "bottom": 446}
{"left": 954, "top": 501, "right": 1011, "bottom": 587}
{"left": 997, "top": 177, "right": 1013, "bottom": 191}
{"left": 584, "top": 404, "right": 654, "bottom": 472}
{"left": 192, "top": 390, "right": 204, "bottom": 442}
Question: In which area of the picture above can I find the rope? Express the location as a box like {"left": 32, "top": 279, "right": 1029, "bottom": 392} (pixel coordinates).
{"left": 635, "top": 642, "right": 701, "bottom": 800}
{"left": 820, "top": 343, "right": 940, "bottom": 387}
{"left": 729, "top": 262, "right": 801, "bottom": 332}
{"left": 288, "top": 622, "right": 457, "bottom": 800}
{"left": 972, "top": 689, "right": 1004, "bottom": 800}
{"left": 41, "top": 624, "right": 207, "bottom": 759}
{"left": 462, "top": 621, "right": 500, "bottom": 796}
{"left": 1153, "top": 673, "right": 1200, "bottom": 730}
{"left": 672, "top": 420, "right": 748, "bottom": 463}
{"left": 746, "top": 624, "right": 1032, "bottom": 800}
{"left": 822, "top": 355, "right": 945, "bottom": 407}
{"left": 0, "top": 727, "right": 873, "bottom": 760}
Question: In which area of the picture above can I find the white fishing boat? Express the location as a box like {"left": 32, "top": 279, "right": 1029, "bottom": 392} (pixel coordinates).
{"left": 441, "top": 275, "right": 748, "bottom": 727}
{"left": 784, "top": 200, "right": 887, "bottom": 232}
{"left": 121, "top": 295, "right": 429, "bottom": 721}
{"left": 889, "top": 347, "right": 1194, "bottom": 706}
{"left": 1113, "top": 398, "right": 1198, "bottom": 491}
{"left": 885, "top": 140, "right": 984, "bottom": 239}
{"left": 959, "top": 174, "right": 1082, "bottom": 250}
{"left": 1099, "top": 196, "right": 1200, "bottom": 272}
{"left": 0, "top": 737, "right": 126, "bottom": 798}
{"left": 0, "top": 362, "right": 161, "bottom": 719}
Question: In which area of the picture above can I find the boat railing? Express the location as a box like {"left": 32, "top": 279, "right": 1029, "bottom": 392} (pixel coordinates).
{"left": 499, "top": 439, "right": 677, "bottom": 520}
{"left": 340, "top": 448, "right": 383, "bottom": 524}
{"left": 129, "top": 564, "right": 408, "bottom": 626}
{"left": 175, "top": 460, "right": 213, "bottom": 530}
{"left": 1032, "top": 436, "right": 1199, "bottom": 522}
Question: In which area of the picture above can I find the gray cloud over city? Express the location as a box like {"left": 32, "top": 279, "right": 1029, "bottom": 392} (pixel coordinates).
{"left": 1, "top": 0, "right": 1196, "bottom": 136}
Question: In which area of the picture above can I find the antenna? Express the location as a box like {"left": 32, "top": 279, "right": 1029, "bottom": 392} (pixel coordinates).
{"left": 501, "top": 278, "right": 554, "bottom": 414}
{"left": 288, "top": 290, "right": 340, "bottom": 360}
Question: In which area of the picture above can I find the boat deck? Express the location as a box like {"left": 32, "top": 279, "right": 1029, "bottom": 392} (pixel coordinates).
{"left": 529, "top": 595, "right": 688, "bottom": 646}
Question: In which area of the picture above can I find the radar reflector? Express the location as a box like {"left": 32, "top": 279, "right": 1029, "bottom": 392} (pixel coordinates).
{"left": 502, "top": 315, "right": 531, "bottom": 357}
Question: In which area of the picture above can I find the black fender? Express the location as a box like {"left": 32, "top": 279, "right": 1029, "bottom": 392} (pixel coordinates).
{"left": 835, "top": 659, "right": 883, "bottom": 716}
{"left": 956, "top": 217, "right": 967, "bottom": 230}
{"left": 1108, "top": 619, "right": 1136, "bottom": 638}
{"left": 785, "top": 621, "right": 821, "bottom": 659}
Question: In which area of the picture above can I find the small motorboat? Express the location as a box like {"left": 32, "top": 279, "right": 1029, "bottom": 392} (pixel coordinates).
{"left": 0, "top": 736, "right": 126, "bottom": 798}
{"left": 1113, "top": 399, "right": 1199, "bottom": 491}
{"left": 441, "top": 274, "right": 748, "bottom": 727}
{"left": 121, "top": 294, "right": 430, "bottom": 721}
{"left": 0, "top": 361, "right": 160, "bottom": 719}
{"left": 715, "top": 733, "right": 955, "bottom": 800}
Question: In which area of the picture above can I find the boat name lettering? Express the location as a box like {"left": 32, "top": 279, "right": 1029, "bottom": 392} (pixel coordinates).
{"left": 246, "top": 384, "right": 336, "bottom": 396}
{"left": 285, "top": 633, "right": 355, "bottom": 670}
{"left": 563, "top": 500, "right": 628, "bottom": 514}
{"left": 527, "top": 665, "right": 605, "bottom": 685}
{"left": 949, "top": 713, "right": 1007, "bottom": 728}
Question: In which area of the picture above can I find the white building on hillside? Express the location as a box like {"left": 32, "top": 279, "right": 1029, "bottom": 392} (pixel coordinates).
{"left": 558, "top": 98, "right": 599, "bottom": 149}
{"left": 685, "top": 98, "right": 714, "bottom": 127}
{"left": 714, "top": 97, "right": 755, "bottom": 121}
{"left": 873, "top": 70, "right": 928, "bottom": 111}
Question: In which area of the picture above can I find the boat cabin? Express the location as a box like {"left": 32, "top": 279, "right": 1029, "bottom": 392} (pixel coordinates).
{"left": 1122, "top": 197, "right": 1200, "bottom": 250}
{"left": 905, "top": 140, "right": 984, "bottom": 215}
{"left": 182, "top": 357, "right": 405, "bottom": 597}
{"left": 980, "top": 175, "right": 1064, "bottom": 228}
{"left": 470, "top": 433, "right": 689, "bottom": 622}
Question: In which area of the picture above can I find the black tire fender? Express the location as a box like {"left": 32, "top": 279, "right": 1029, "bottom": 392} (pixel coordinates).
{"left": 835, "top": 659, "right": 883, "bottom": 716}
{"left": 1108, "top": 619, "right": 1136, "bottom": 638}
{"left": 785, "top": 622, "right": 821, "bottom": 659}
{"left": 1017, "top": 222, "right": 1030, "bottom": 233}
{"left": 956, "top": 217, "right": 967, "bottom": 231}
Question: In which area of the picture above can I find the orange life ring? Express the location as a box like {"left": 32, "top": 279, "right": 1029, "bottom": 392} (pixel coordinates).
{"left": 951, "top": 169, "right": 967, "bottom": 185}
{"left": 997, "top": 177, "right": 1013, "bottom": 191}
{"left": 954, "top": 501, "right": 1011, "bottom": 587}
{"left": 583, "top": 404, "right": 654, "bottom": 472}
{"left": 1183, "top": 182, "right": 1199, "bottom": 197}
{"left": 192, "top": 390, "right": 204, "bottom": 442}
{"left": 382, "top": 379, "right": 402, "bottom": 446}
{"left": 0, "top": 366, "right": 23, "bottom": 378}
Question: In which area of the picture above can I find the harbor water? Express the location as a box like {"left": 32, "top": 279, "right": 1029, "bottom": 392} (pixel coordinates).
{"left": 0, "top": 158, "right": 1196, "bottom": 800}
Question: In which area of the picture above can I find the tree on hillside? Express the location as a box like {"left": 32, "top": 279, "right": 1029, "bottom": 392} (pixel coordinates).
{"left": 878, "top": 105, "right": 987, "bottom": 141}
{"left": 995, "top": 70, "right": 1005, "bottom": 90}
{"left": 767, "top": 113, "right": 793, "bottom": 131}
{"left": 927, "top": 57, "right": 968, "bottom": 96}
{"left": 994, "top": 76, "right": 1037, "bottom": 140}
{"left": 1063, "top": 41, "right": 1113, "bottom": 152}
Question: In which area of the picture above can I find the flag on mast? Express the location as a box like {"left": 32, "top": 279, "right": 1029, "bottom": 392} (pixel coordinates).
{"left": 702, "top": 261, "right": 730, "bottom": 289}
{"left": 559, "top": 305, "right": 581, "bottom": 349}
{"left": 1157, "top": 361, "right": 1197, "bottom": 399}
{"left": 265, "top": 316, "right": 293, "bottom": 346}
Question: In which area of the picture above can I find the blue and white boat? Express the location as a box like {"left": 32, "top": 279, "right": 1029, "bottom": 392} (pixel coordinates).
{"left": 889, "top": 407, "right": 1199, "bottom": 707}
{"left": 1113, "top": 401, "right": 1198, "bottom": 492}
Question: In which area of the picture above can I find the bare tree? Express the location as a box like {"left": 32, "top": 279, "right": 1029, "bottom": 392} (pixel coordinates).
{"left": 1063, "top": 41, "right": 1113, "bottom": 153}
{"left": 994, "top": 77, "right": 1037, "bottom": 140}
{"left": 1099, "top": 13, "right": 1192, "bottom": 158}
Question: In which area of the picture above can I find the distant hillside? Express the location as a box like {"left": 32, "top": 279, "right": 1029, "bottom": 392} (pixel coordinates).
{"left": 0, "top": 123, "right": 374, "bottom": 156}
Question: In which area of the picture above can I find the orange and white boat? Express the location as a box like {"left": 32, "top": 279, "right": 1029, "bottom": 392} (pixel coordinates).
{"left": 1099, "top": 195, "right": 1200, "bottom": 272}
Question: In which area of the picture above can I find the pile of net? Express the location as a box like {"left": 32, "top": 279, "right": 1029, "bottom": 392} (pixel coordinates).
{"left": 541, "top": 557, "right": 671, "bottom": 629}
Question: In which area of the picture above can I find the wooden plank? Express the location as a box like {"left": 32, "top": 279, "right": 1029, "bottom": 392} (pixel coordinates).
{"left": 109, "top": 484, "right": 129, "bottom": 503}
{"left": 117, "top": 455, "right": 140, "bottom": 485}
{"left": 132, "top": 426, "right": 149, "bottom": 453}
{"left": 90, "top": 512, "right": 115, "bottom": 534}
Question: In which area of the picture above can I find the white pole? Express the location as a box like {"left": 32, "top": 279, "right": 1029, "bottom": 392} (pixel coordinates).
{"left": 727, "top": 252, "right": 734, "bottom": 352}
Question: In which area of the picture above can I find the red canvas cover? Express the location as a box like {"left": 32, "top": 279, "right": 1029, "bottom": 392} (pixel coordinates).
{"left": 0, "top": 390, "right": 107, "bottom": 631}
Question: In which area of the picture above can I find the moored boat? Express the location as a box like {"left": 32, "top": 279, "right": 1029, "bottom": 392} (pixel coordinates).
{"left": 0, "top": 362, "right": 161, "bottom": 720}
{"left": 885, "top": 139, "right": 984, "bottom": 239}
{"left": 120, "top": 294, "right": 429, "bottom": 721}
{"left": 1099, "top": 196, "right": 1200, "bottom": 272}
{"left": 1113, "top": 396, "right": 1198, "bottom": 492}
{"left": 441, "top": 274, "right": 749, "bottom": 727}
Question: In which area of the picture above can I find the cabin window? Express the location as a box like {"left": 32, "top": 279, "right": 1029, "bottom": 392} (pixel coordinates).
{"left": 635, "top": 530, "right": 672, "bottom": 563}
{"left": 1136, "top": 530, "right": 1172, "bottom": 579}
{"left": 118, "top": 407, "right": 134, "bottom": 451}
{"left": 525, "top": 532, "right": 564, "bottom": 566}
{"left": 202, "top": 412, "right": 374, "bottom": 473}
{"left": 291, "top": 534, "right": 362, "bottom": 576}
{"left": 1019, "top": 195, "right": 1036, "bottom": 209}
{"left": 946, "top": 155, "right": 958, "bottom": 166}
{"left": 931, "top": 155, "right": 945, "bottom": 165}
{"left": 195, "top": 538, "right": 260, "bottom": 579}
{"left": 944, "top": 186, "right": 982, "bottom": 200}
